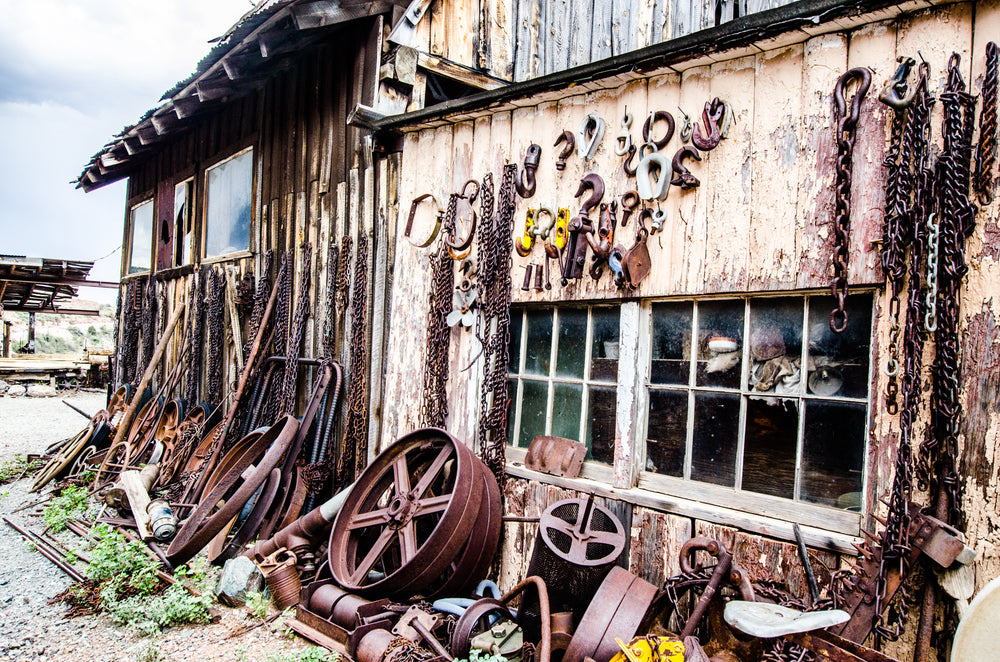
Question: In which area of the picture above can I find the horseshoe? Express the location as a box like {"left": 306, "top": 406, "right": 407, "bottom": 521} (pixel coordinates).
{"left": 622, "top": 144, "right": 638, "bottom": 177}
{"left": 577, "top": 114, "right": 605, "bottom": 162}
{"left": 515, "top": 144, "right": 541, "bottom": 198}
{"left": 636, "top": 144, "right": 671, "bottom": 201}
{"left": 670, "top": 146, "right": 702, "bottom": 189}
{"left": 574, "top": 173, "right": 605, "bottom": 215}
{"left": 615, "top": 112, "right": 633, "bottom": 155}
{"left": 692, "top": 99, "right": 724, "bottom": 151}
{"left": 642, "top": 110, "right": 675, "bottom": 150}
{"left": 553, "top": 131, "right": 575, "bottom": 171}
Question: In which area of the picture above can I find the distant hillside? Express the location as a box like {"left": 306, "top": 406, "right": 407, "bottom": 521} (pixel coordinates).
{"left": 5, "top": 302, "right": 116, "bottom": 355}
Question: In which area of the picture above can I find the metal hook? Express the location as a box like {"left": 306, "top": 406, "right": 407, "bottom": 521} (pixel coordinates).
{"left": 577, "top": 114, "right": 605, "bottom": 162}
{"left": 615, "top": 112, "right": 634, "bottom": 156}
{"left": 553, "top": 131, "right": 576, "bottom": 171}
{"left": 636, "top": 150, "right": 672, "bottom": 201}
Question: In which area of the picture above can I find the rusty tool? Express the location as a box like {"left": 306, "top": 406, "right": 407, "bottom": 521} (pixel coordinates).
{"left": 451, "top": 598, "right": 517, "bottom": 658}
{"left": 620, "top": 191, "right": 639, "bottom": 227}
{"left": 642, "top": 110, "right": 675, "bottom": 150}
{"left": 578, "top": 114, "right": 605, "bottom": 162}
{"left": 622, "top": 144, "right": 638, "bottom": 177}
{"left": 522, "top": 264, "right": 533, "bottom": 290}
{"left": 554, "top": 130, "right": 575, "bottom": 170}
{"left": 405, "top": 193, "right": 442, "bottom": 247}
{"left": 670, "top": 146, "right": 702, "bottom": 189}
{"left": 615, "top": 111, "right": 634, "bottom": 155}
{"left": 515, "top": 144, "right": 541, "bottom": 198}
{"left": 692, "top": 99, "right": 725, "bottom": 151}
{"left": 524, "top": 435, "right": 587, "bottom": 477}
{"left": 678, "top": 538, "right": 734, "bottom": 639}
{"left": 636, "top": 144, "right": 671, "bottom": 201}
{"left": 563, "top": 567, "right": 658, "bottom": 662}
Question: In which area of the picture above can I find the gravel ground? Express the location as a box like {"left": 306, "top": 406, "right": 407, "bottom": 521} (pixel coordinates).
{"left": 0, "top": 392, "right": 315, "bottom": 662}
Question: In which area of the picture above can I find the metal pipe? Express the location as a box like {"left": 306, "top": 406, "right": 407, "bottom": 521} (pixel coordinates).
{"left": 793, "top": 523, "right": 820, "bottom": 605}
{"left": 61, "top": 400, "right": 93, "bottom": 420}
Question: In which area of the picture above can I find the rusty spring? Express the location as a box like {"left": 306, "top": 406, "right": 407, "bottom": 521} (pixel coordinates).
{"left": 421, "top": 195, "right": 458, "bottom": 429}
{"left": 974, "top": 41, "right": 999, "bottom": 206}
{"left": 278, "top": 243, "right": 313, "bottom": 415}
{"left": 337, "top": 233, "right": 370, "bottom": 486}
{"left": 829, "top": 68, "right": 872, "bottom": 333}
{"left": 476, "top": 165, "right": 518, "bottom": 489}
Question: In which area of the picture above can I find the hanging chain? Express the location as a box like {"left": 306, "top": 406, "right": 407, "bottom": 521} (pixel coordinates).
{"left": 183, "top": 272, "right": 203, "bottom": 403}
{"left": 973, "top": 41, "right": 999, "bottom": 205}
{"left": 923, "top": 213, "right": 940, "bottom": 332}
{"left": 829, "top": 68, "right": 872, "bottom": 333}
{"left": 336, "top": 236, "right": 353, "bottom": 318}
{"left": 476, "top": 165, "right": 518, "bottom": 488}
{"left": 421, "top": 195, "right": 459, "bottom": 429}
{"left": 262, "top": 251, "right": 292, "bottom": 424}
{"left": 120, "top": 279, "right": 140, "bottom": 386}
{"left": 244, "top": 251, "right": 273, "bottom": 365}
{"left": 278, "top": 244, "right": 313, "bottom": 415}
{"left": 140, "top": 275, "right": 157, "bottom": 375}
{"left": 338, "top": 233, "right": 370, "bottom": 486}
{"left": 322, "top": 242, "right": 340, "bottom": 358}
{"left": 206, "top": 268, "right": 226, "bottom": 405}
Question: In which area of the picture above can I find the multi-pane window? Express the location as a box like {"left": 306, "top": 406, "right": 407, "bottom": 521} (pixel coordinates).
{"left": 204, "top": 148, "right": 253, "bottom": 258}
{"left": 173, "top": 179, "right": 194, "bottom": 267}
{"left": 127, "top": 199, "right": 153, "bottom": 274}
{"left": 507, "top": 306, "right": 620, "bottom": 464}
{"left": 643, "top": 294, "right": 872, "bottom": 513}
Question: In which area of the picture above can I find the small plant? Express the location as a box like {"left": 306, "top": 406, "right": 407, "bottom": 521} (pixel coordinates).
{"left": 246, "top": 590, "right": 270, "bottom": 620}
{"left": 260, "top": 647, "right": 339, "bottom": 662}
{"left": 87, "top": 524, "right": 162, "bottom": 598}
{"left": 455, "top": 651, "right": 508, "bottom": 662}
{"left": 43, "top": 484, "right": 90, "bottom": 532}
{"left": 0, "top": 454, "right": 45, "bottom": 484}
{"left": 103, "top": 582, "right": 214, "bottom": 635}
{"left": 234, "top": 644, "right": 250, "bottom": 661}
{"left": 133, "top": 640, "right": 164, "bottom": 662}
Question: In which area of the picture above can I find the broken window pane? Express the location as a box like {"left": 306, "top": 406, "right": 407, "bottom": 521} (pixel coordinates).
{"left": 743, "top": 397, "right": 798, "bottom": 499}
{"left": 556, "top": 308, "right": 587, "bottom": 379}
{"left": 128, "top": 200, "right": 153, "bottom": 274}
{"left": 748, "top": 298, "right": 803, "bottom": 395}
{"left": 508, "top": 310, "right": 523, "bottom": 375}
{"left": 518, "top": 379, "right": 548, "bottom": 448}
{"left": 524, "top": 308, "right": 553, "bottom": 376}
{"left": 807, "top": 294, "right": 872, "bottom": 399}
{"left": 691, "top": 392, "right": 740, "bottom": 486}
{"left": 801, "top": 400, "right": 865, "bottom": 509}
{"left": 205, "top": 149, "right": 252, "bottom": 258}
{"left": 587, "top": 385, "right": 616, "bottom": 465}
{"left": 697, "top": 300, "right": 744, "bottom": 389}
{"left": 590, "top": 307, "right": 620, "bottom": 382}
{"left": 173, "top": 180, "right": 193, "bottom": 267}
{"left": 651, "top": 302, "right": 693, "bottom": 385}
{"left": 646, "top": 389, "right": 687, "bottom": 477}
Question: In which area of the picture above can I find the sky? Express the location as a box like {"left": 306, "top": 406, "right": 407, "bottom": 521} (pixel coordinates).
{"left": 0, "top": 0, "right": 256, "bottom": 306}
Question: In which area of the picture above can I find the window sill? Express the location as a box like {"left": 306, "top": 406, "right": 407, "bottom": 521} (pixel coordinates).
{"left": 504, "top": 461, "right": 862, "bottom": 556}
{"left": 154, "top": 264, "right": 195, "bottom": 280}
{"left": 201, "top": 250, "right": 253, "bottom": 265}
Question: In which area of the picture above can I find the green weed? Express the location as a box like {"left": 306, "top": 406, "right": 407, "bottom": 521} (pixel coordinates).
{"left": 0, "top": 454, "right": 45, "bottom": 484}
{"left": 43, "top": 484, "right": 90, "bottom": 532}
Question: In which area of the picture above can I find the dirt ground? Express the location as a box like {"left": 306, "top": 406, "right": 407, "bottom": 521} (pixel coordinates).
{"left": 0, "top": 391, "right": 318, "bottom": 662}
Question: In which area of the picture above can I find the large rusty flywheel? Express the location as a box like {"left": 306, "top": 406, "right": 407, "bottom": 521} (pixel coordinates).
{"left": 328, "top": 428, "right": 501, "bottom": 599}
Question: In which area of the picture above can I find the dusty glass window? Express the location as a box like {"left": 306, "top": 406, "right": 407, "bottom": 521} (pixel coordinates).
{"left": 127, "top": 199, "right": 153, "bottom": 274}
{"left": 173, "top": 179, "right": 194, "bottom": 267}
{"left": 645, "top": 294, "right": 872, "bottom": 512}
{"left": 507, "top": 306, "right": 620, "bottom": 464}
{"left": 204, "top": 149, "right": 252, "bottom": 258}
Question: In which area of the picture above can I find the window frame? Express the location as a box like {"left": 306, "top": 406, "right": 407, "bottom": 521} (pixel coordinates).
{"left": 172, "top": 176, "right": 196, "bottom": 268}
{"left": 504, "top": 290, "right": 876, "bottom": 543}
{"left": 201, "top": 146, "right": 255, "bottom": 262}
{"left": 125, "top": 197, "right": 155, "bottom": 276}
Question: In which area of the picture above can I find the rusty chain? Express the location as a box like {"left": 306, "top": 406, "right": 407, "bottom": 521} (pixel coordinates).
{"left": 263, "top": 252, "right": 293, "bottom": 425}
{"left": 829, "top": 68, "right": 872, "bottom": 333}
{"left": 476, "top": 165, "right": 518, "bottom": 489}
{"left": 278, "top": 243, "right": 313, "bottom": 415}
{"left": 322, "top": 242, "right": 340, "bottom": 358}
{"left": 337, "top": 233, "right": 370, "bottom": 486}
{"left": 206, "top": 267, "right": 226, "bottom": 405}
{"left": 336, "top": 235, "right": 352, "bottom": 318}
{"left": 243, "top": 251, "right": 273, "bottom": 366}
{"left": 974, "top": 41, "right": 998, "bottom": 206}
{"left": 421, "top": 194, "right": 459, "bottom": 429}
{"left": 140, "top": 275, "right": 157, "bottom": 377}
{"left": 183, "top": 271, "right": 204, "bottom": 403}
{"left": 119, "top": 279, "right": 140, "bottom": 387}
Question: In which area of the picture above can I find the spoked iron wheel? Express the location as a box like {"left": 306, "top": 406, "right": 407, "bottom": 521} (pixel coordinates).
{"left": 328, "top": 428, "right": 488, "bottom": 598}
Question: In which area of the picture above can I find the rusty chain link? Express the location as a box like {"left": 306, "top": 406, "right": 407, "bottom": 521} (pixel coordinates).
{"left": 206, "top": 267, "right": 226, "bottom": 405}
{"left": 183, "top": 271, "right": 204, "bottom": 403}
{"left": 243, "top": 251, "right": 273, "bottom": 366}
{"left": 322, "top": 242, "right": 340, "bottom": 358}
{"left": 278, "top": 243, "right": 313, "bottom": 415}
{"left": 829, "top": 68, "right": 872, "bottom": 333}
{"left": 974, "top": 41, "right": 998, "bottom": 205}
{"left": 337, "top": 233, "right": 370, "bottom": 486}
{"left": 263, "top": 252, "right": 293, "bottom": 425}
{"left": 140, "top": 275, "right": 157, "bottom": 376}
{"left": 421, "top": 194, "right": 459, "bottom": 429}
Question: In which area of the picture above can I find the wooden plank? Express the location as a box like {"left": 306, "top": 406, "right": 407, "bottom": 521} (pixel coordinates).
{"left": 746, "top": 45, "right": 803, "bottom": 291}
{"left": 567, "top": 0, "right": 595, "bottom": 69}
{"left": 485, "top": 0, "right": 516, "bottom": 80}
{"left": 628, "top": 507, "right": 692, "bottom": 585}
{"left": 544, "top": 0, "right": 571, "bottom": 75}
{"left": 676, "top": 66, "right": 711, "bottom": 294}
{"left": 513, "top": 0, "right": 541, "bottom": 81}
{"left": 417, "top": 53, "right": 507, "bottom": 90}
{"left": 591, "top": 0, "right": 614, "bottom": 62}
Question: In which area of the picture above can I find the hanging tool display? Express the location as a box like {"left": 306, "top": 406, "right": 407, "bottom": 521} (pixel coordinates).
{"left": 560, "top": 174, "right": 604, "bottom": 284}
{"left": 642, "top": 110, "right": 675, "bottom": 150}
{"left": 578, "top": 114, "right": 605, "bottom": 163}
{"left": 586, "top": 202, "right": 616, "bottom": 279}
{"left": 615, "top": 112, "right": 633, "bottom": 155}
{"left": 515, "top": 207, "right": 556, "bottom": 256}
{"left": 692, "top": 99, "right": 725, "bottom": 151}
{"left": 554, "top": 130, "right": 575, "bottom": 171}
{"left": 515, "top": 144, "right": 541, "bottom": 198}
{"left": 828, "top": 67, "right": 871, "bottom": 333}
{"left": 973, "top": 41, "right": 998, "bottom": 205}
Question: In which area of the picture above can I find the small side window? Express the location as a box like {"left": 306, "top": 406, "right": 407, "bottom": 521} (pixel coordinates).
{"left": 173, "top": 179, "right": 194, "bottom": 266}
{"left": 128, "top": 199, "right": 153, "bottom": 274}
{"left": 204, "top": 148, "right": 252, "bottom": 258}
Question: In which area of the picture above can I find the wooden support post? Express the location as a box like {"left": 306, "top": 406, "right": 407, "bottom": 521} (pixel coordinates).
{"left": 27, "top": 312, "right": 35, "bottom": 354}
{"left": 2, "top": 321, "right": 10, "bottom": 358}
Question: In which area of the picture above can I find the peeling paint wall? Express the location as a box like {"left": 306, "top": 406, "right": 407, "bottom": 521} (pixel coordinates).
{"left": 382, "top": 0, "right": 1000, "bottom": 648}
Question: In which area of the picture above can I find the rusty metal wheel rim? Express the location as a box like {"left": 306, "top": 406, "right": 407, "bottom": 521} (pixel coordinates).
{"left": 328, "top": 428, "right": 484, "bottom": 598}
{"left": 155, "top": 403, "right": 209, "bottom": 488}
{"left": 539, "top": 498, "right": 625, "bottom": 567}
{"left": 107, "top": 384, "right": 133, "bottom": 425}
{"left": 451, "top": 598, "right": 515, "bottom": 659}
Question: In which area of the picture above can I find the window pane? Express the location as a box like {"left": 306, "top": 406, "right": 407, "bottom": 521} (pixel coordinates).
{"left": 743, "top": 397, "right": 798, "bottom": 499}
{"left": 508, "top": 310, "right": 523, "bottom": 376}
{"left": 524, "top": 309, "right": 553, "bottom": 376}
{"left": 801, "top": 400, "right": 866, "bottom": 509}
{"left": 174, "top": 181, "right": 192, "bottom": 267}
{"left": 556, "top": 309, "right": 587, "bottom": 379}
{"left": 205, "top": 150, "right": 252, "bottom": 258}
{"left": 129, "top": 200, "right": 153, "bottom": 274}
{"left": 590, "top": 307, "right": 620, "bottom": 382}
{"left": 586, "top": 385, "right": 616, "bottom": 465}
{"left": 807, "top": 294, "right": 872, "bottom": 398}
{"left": 506, "top": 378, "right": 517, "bottom": 444}
{"left": 748, "top": 298, "right": 803, "bottom": 395}
{"left": 691, "top": 392, "right": 740, "bottom": 486}
{"left": 696, "top": 300, "right": 744, "bottom": 389}
{"left": 551, "top": 383, "right": 582, "bottom": 441}
{"left": 646, "top": 389, "right": 687, "bottom": 476}
{"left": 517, "top": 379, "right": 548, "bottom": 448}
{"left": 651, "top": 301, "right": 693, "bottom": 384}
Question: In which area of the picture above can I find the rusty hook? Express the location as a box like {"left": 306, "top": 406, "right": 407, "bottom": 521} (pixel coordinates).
{"left": 670, "top": 146, "right": 702, "bottom": 189}
{"left": 833, "top": 67, "right": 872, "bottom": 131}
{"left": 622, "top": 144, "right": 638, "bottom": 177}
{"left": 878, "top": 56, "right": 918, "bottom": 110}
{"left": 574, "top": 173, "right": 605, "bottom": 215}
{"left": 620, "top": 190, "right": 639, "bottom": 227}
{"left": 553, "top": 130, "right": 575, "bottom": 171}
{"left": 515, "top": 144, "right": 541, "bottom": 198}
{"left": 691, "top": 99, "right": 724, "bottom": 151}
{"left": 460, "top": 179, "right": 480, "bottom": 203}
{"left": 642, "top": 110, "right": 675, "bottom": 150}
{"left": 678, "top": 106, "right": 692, "bottom": 143}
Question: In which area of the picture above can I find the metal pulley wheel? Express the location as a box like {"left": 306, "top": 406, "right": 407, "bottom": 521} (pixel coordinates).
{"left": 154, "top": 403, "right": 210, "bottom": 489}
{"left": 328, "top": 428, "right": 499, "bottom": 599}
{"left": 451, "top": 598, "right": 516, "bottom": 659}
{"left": 563, "top": 567, "right": 659, "bottom": 662}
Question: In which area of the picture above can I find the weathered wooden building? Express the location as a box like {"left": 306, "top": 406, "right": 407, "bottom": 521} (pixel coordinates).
{"left": 80, "top": 0, "right": 1000, "bottom": 657}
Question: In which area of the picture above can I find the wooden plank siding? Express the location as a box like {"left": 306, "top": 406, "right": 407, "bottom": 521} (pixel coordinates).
{"left": 382, "top": 1, "right": 1000, "bottom": 606}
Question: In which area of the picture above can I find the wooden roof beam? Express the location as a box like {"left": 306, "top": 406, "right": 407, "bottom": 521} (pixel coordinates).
{"left": 172, "top": 95, "right": 203, "bottom": 119}
{"left": 417, "top": 53, "right": 507, "bottom": 91}
{"left": 196, "top": 78, "right": 237, "bottom": 101}
{"left": 388, "top": 0, "right": 433, "bottom": 47}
